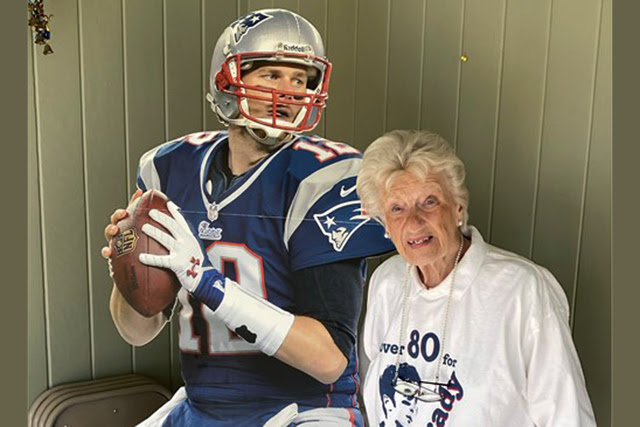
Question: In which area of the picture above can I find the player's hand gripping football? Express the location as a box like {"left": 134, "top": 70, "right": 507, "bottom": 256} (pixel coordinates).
{"left": 139, "top": 202, "right": 215, "bottom": 294}
{"left": 101, "top": 190, "right": 143, "bottom": 273}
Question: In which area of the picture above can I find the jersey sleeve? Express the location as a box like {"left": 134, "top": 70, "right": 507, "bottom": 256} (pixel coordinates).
{"left": 284, "top": 155, "right": 395, "bottom": 271}
{"left": 136, "top": 131, "right": 225, "bottom": 193}
{"left": 523, "top": 267, "right": 596, "bottom": 426}
{"left": 292, "top": 258, "right": 366, "bottom": 360}
{"left": 136, "top": 144, "right": 165, "bottom": 192}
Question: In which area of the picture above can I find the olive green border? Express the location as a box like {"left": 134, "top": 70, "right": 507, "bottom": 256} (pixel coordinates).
{"left": 3, "top": 0, "right": 28, "bottom": 425}
{"left": 612, "top": 0, "right": 638, "bottom": 426}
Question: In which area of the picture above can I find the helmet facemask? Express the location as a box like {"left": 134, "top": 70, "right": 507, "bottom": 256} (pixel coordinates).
{"left": 212, "top": 52, "right": 331, "bottom": 146}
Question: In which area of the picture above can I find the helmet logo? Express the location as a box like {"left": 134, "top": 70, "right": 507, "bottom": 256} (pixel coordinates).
{"left": 231, "top": 12, "right": 273, "bottom": 43}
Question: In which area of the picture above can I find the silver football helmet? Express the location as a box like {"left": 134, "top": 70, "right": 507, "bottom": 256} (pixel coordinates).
{"left": 207, "top": 9, "right": 332, "bottom": 146}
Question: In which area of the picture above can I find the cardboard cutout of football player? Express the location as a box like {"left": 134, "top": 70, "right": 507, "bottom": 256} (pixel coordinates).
{"left": 102, "top": 9, "right": 394, "bottom": 426}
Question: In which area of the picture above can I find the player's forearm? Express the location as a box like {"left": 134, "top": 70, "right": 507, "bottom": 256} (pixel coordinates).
{"left": 109, "top": 285, "right": 166, "bottom": 346}
{"left": 275, "top": 316, "right": 348, "bottom": 384}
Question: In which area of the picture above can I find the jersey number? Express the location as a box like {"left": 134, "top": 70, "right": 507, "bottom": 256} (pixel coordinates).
{"left": 293, "top": 138, "right": 360, "bottom": 162}
{"left": 178, "top": 242, "right": 266, "bottom": 355}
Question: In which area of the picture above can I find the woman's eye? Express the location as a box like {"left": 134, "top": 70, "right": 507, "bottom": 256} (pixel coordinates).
{"left": 424, "top": 197, "right": 438, "bottom": 207}
{"left": 390, "top": 205, "right": 403, "bottom": 214}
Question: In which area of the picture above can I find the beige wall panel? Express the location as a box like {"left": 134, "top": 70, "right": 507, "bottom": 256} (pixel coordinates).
{"left": 124, "top": 0, "right": 167, "bottom": 188}
{"left": 455, "top": 0, "right": 505, "bottom": 236}
{"left": 420, "top": 0, "right": 463, "bottom": 143}
{"left": 79, "top": 0, "right": 132, "bottom": 378}
{"left": 238, "top": 0, "right": 249, "bottom": 16}
{"left": 324, "top": 0, "right": 357, "bottom": 143}
{"left": 124, "top": 0, "right": 172, "bottom": 387}
{"left": 249, "top": 0, "right": 275, "bottom": 11}
{"left": 490, "top": 0, "right": 552, "bottom": 257}
{"left": 572, "top": 1, "right": 610, "bottom": 425}
{"left": 166, "top": 0, "right": 204, "bottom": 139}
{"left": 298, "top": 0, "right": 327, "bottom": 137}
{"left": 385, "top": 0, "right": 425, "bottom": 132}
{"left": 28, "top": 35, "right": 48, "bottom": 406}
{"left": 33, "top": 0, "right": 92, "bottom": 386}
{"left": 203, "top": 1, "right": 239, "bottom": 131}
{"left": 273, "top": 0, "right": 298, "bottom": 11}
{"left": 531, "top": 0, "right": 601, "bottom": 297}
{"left": 353, "top": 0, "right": 388, "bottom": 150}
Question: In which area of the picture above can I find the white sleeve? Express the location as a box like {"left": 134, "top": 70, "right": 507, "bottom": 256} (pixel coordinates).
{"left": 137, "top": 143, "right": 169, "bottom": 191}
{"left": 523, "top": 268, "right": 596, "bottom": 427}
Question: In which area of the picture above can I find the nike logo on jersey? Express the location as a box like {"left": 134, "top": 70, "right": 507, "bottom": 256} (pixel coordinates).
{"left": 339, "top": 184, "right": 357, "bottom": 198}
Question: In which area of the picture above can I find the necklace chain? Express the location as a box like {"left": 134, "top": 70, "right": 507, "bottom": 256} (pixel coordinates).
{"left": 393, "top": 234, "right": 465, "bottom": 385}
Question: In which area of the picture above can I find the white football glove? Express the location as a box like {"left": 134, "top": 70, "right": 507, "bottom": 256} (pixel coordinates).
{"left": 140, "top": 201, "right": 294, "bottom": 355}
{"left": 139, "top": 201, "right": 208, "bottom": 293}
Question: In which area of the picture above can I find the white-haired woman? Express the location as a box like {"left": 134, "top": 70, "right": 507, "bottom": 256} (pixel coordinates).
{"left": 357, "top": 130, "right": 595, "bottom": 427}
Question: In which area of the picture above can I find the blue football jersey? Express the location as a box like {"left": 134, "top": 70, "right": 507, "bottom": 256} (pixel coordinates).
{"left": 136, "top": 131, "right": 395, "bottom": 411}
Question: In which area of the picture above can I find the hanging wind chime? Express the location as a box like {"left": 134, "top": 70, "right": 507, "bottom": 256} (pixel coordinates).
{"left": 28, "top": 0, "right": 54, "bottom": 55}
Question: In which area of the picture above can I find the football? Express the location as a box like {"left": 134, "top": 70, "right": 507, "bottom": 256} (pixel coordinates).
{"left": 109, "top": 190, "right": 181, "bottom": 317}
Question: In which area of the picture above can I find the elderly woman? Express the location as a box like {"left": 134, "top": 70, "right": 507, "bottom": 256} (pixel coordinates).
{"left": 357, "top": 130, "right": 595, "bottom": 427}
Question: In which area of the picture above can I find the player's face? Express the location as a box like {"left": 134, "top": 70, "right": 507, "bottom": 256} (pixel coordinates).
{"left": 241, "top": 63, "right": 310, "bottom": 124}
{"left": 382, "top": 171, "right": 463, "bottom": 281}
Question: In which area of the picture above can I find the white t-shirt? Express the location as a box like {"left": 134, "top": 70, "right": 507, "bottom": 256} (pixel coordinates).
{"left": 362, "top": 226, "right": 596, "bottom": 427}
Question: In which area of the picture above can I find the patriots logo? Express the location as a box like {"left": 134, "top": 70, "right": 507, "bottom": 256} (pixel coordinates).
{"left": 314, "top": 201, "right": 371, "bottom": 252}
{"left": 231, "top": 12, "right": 273, "bottom": 43}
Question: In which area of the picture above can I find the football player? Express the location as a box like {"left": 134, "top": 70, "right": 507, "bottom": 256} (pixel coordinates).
{"left": 102, "top": 9, "right": 394, "bottom": 426}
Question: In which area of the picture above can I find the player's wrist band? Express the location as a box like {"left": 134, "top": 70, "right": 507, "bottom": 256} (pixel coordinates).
{"left": 193, "top": 270, "right": 294, "bottom": 356}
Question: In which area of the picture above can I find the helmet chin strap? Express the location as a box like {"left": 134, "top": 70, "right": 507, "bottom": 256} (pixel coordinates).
{"left": 245, "top": 125, "right": 293, "bottom": 147}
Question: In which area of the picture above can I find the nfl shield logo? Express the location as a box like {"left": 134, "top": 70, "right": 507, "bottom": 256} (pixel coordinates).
{"left": 114, "top": 228, "right": 139, "bottom": 256}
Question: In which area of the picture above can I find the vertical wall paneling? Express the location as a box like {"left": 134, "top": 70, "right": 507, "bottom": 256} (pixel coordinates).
{"left": 531, "top": 0, "right": 601, "bottom": 298}
{"left": 203, "top": 1, "right": 239, "bottom": 132}
{"left": 455, "top": 0, "right": 506, "bottom": 236}
{"left": 28, "top": 33, "right": 48, "bottom": 406}
{"left": 298, "top": 0, "right": 328, "bottom": 138}
{"left": 165, "top": 0, "right": 204, "bottom": 139}
{"left": 79, "top": 0, "right": 131, "bottom": 378}
{"left": 385, "top": 0, "right": 425, "bottom": 132}
{"left": 420, "top": 0, "right": 464, "bottom": 143}
{"left": 572, "top": 0, "right": 610, "bottom": 425}
{"left": 324, "top": 0, "right": 357, "bottom": 143}
{"left": 273, "top": 0, "right": 298, "bottom": 12}
{"left": 490, "top": 0, "right": 553, "bottom": 257}
{"left": 238, "top": 0, "right": 249, "bottom": 16}
{"left": 33, "top": 0, "right": 92, "bottom": 386}
{"left": 123, "top": 0, "right": 172, "bottom": 387}
{"left": 248, "top": 0, "right": 274, "bottom": 12}
{"left": 353, "top": 0, "right": 389, "bottom": 150}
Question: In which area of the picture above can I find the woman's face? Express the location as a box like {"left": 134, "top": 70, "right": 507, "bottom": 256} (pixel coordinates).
{"left": 382, "top": 171, "right": 463, "bottom": 274}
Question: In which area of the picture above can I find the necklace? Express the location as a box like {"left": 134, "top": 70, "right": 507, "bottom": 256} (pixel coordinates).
{"left": 392, "top": 233, "right": 465, "bottom": 387}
